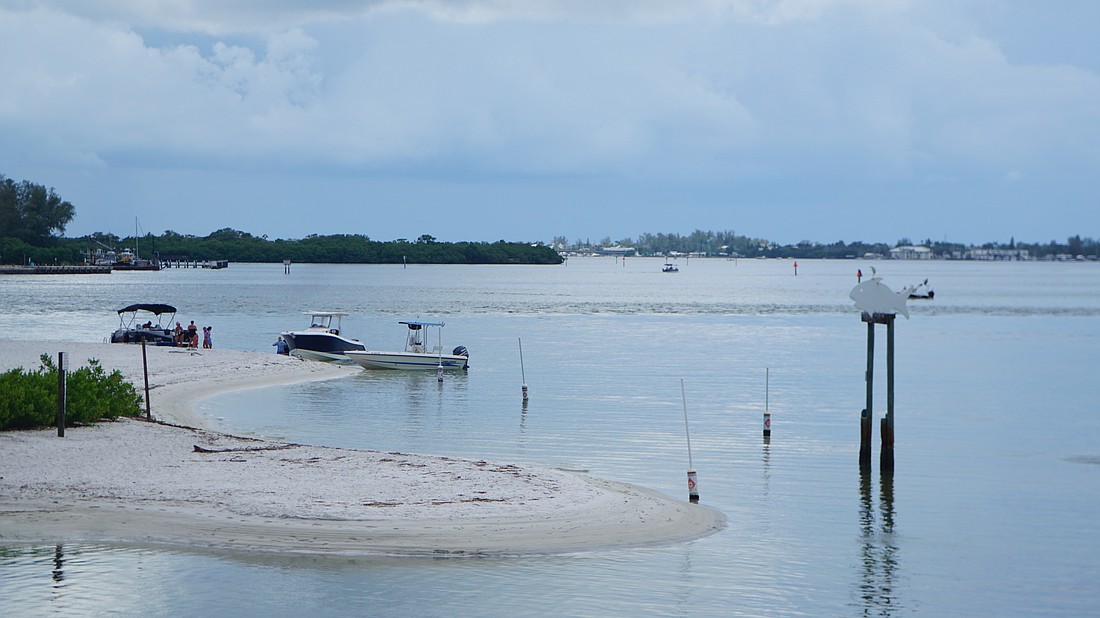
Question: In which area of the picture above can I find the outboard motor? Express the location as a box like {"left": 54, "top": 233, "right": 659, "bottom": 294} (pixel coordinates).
{"left": 452, "top": 345, "right": 468, "bottom": 357}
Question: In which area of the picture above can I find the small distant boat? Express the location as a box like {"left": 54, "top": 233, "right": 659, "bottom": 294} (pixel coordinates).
{"left": 662, "top": 259, "right": 679, "bottom": 273}
{"left": 345, "top": 321, "right": 469, "bottom": 371}
{"left": 281, "top": 311, "right": 366, "bottom": 362}
{"left": 110, "top": 303, "right": 177, "bottom": 345}
{"left": 908, "top": 279, "right": 935, "bottom": 299}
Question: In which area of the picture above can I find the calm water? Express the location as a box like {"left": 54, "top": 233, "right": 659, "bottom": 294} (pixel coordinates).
{"left": 2, "top": 258, "right": 1098, "bottom": 617}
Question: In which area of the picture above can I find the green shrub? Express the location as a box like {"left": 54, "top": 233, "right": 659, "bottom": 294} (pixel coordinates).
{"left": 0, "top": 354, "right": 142, "bottom": 430}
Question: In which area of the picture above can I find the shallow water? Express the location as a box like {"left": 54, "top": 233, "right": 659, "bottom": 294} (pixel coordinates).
{"left": 2, "top": 258, "right": 1099, "bottom": 616}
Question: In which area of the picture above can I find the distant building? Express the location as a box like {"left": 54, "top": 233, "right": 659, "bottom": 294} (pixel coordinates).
{"left": 965, "top": 248, "right": 1030, "bottom": 261}
{"left": 596, "top": 245, "right": 636, "bottom": 256}
{"left": 889, "top": 245, "right": 933, "bottom": 260}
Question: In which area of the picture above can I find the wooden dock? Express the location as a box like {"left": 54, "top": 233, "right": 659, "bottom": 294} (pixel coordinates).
{"left": 0, "top": 265, "right": 112, "bottom": 275}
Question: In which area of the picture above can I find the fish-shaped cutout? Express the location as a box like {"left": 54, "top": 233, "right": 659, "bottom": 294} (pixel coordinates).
{"left": 849, "top": 277, "right": 913, "bottom": 319}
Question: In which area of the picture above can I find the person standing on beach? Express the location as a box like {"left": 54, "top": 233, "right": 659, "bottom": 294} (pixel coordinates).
{"left": 187, "top": 321, "right": 199, "bottom": 348}
{"left": 273, "top": 336, "right": 289, "bottom": 355}
{"left": 203, "top": 326, "right": 213, "bottom": 349}
{"left": 173, "top": 322, "right": 185, "bottom": 345}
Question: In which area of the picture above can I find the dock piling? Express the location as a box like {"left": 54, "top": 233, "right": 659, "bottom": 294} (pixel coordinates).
{"left": 860, "top": 311, "right": 897, "bottom": 471}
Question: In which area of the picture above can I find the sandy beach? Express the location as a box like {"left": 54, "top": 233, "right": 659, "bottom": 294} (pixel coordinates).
{"left": 0, "top": 339, "right": 724, "bottom": 556}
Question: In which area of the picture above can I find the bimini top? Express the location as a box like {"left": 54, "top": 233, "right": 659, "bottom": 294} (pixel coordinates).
{"left": 117, "top": 303, "right": 177, "bottom": 315}
{"left": 400, "top": 321, "right": 445, "bottom": 329}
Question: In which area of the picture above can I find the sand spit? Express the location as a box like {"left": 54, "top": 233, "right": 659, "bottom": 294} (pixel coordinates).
{"left": 0, "top": 340, "right": 724, "bottom": 557}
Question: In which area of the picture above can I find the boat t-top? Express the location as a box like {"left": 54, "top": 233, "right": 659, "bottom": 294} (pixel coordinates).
{"left": 281, "top": 311, "right": 366, "bottom": 362}
{"left": 345, "top": 321, "right": 469, "bottom": 371}
{"left": 110, "top": 303, "right": 177, "bottom": 345}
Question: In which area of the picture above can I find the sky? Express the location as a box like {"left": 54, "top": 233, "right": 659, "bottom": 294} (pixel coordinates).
{"left": 1, "top": 0, "right": 1097, "bottom": 246}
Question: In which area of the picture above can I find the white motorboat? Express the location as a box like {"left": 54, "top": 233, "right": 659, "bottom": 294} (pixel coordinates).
{"left": 908, "top": 278, "right": 935, "bottom": 299}
{"left": 281, "top": 311, "right": 366, "bottom": 362}
{"left": 345, "top": 321, "right": 469, "bottom": 371}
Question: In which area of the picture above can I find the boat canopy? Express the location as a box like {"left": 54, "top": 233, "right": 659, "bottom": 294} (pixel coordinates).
{"left": 400, "top": 321, "right": 444, "bottom": 329}
{"left": 117, "top": 303, "right": 177, "bottom": 315}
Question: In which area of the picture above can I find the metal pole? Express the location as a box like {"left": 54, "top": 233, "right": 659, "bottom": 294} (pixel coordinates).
{"left": 763, "top": 367, "right": 771, "bottom": 438}
{"left": 518, "top": 338, "right": 528, "bottom": 402}
{"left": 142, "top": 337, "right": 151, "bottom": 420}
{"left": 681, "top": 379, "right": 693, "bottom": 470}
{"left": 681, "top": 378, "right": 698, "bottom": 502}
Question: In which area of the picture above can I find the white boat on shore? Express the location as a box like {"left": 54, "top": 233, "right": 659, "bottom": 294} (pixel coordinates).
{"left": 281, "top": 311, "right": 366, "bottom": 362}
{"left": 345, "top": 321, "right": 469, "bottom": 371}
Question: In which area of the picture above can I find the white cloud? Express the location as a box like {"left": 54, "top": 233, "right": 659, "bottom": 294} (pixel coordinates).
{"left": 0, "top": 1, "right": 1097, "bottom": 242}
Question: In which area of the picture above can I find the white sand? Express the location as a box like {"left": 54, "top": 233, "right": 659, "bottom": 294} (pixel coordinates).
{"left": 0, "top": 340, "right": 724, "bottom": 556}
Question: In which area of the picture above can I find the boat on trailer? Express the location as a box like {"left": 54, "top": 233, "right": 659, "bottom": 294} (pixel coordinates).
{"left": 110, "top": 303, "right": 177, "bottom": 345}
{"left": 281, "top": 311, "right": 366, "bottom": 362}
{"left": 345, "top": 321, "right": 469, "bottom": 371}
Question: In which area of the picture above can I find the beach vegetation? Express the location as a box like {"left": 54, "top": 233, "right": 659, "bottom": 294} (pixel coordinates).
{"left": 0, "top": 355, "right": 142, "bottom": 430}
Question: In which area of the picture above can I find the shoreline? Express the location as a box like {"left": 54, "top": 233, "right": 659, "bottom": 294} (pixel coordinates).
{"left": 0, "top": 340, "right": 724, "bottom": 556}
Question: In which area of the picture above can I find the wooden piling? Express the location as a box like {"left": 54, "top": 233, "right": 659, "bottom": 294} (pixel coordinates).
{"left": 56, "top": 352, "right": 66, "bottom": 437}
{"left": 881, "top": 314, "right": 896, "bottom": 470}
{"left": 860, "top": 316, "right": 874, "bottom": 468}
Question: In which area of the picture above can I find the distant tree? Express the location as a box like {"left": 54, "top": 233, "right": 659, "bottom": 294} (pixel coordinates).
{"left": 0, "top": 174, "right": 75, "bottom": 244}
{"left": 1067, "top": 235, "right": 1084, "bottom": 255}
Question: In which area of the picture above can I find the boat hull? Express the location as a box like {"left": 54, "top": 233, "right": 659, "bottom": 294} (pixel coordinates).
{"left": 282, "top": 331, "right": 366, "bottom": 362}
{"left": 110, "top": 328, "right": 175, "bottom": 345}
{"left": 345, "top": 351, "right": 469, "bottom": 371}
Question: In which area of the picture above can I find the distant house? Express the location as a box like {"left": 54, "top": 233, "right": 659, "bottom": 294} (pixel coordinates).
{"left": 596, "top": 245, "right": 636, "bottom": 257}
{"left": 965, "top": 248, "right": 1031, "bottom": 261}
{"left": 889, "top": 245, "right": 933, "bottom": 260}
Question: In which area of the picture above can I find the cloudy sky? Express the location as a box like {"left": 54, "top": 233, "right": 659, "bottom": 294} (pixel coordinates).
{"left": 1, "top": 1, "right": 1097, "bottom": 245}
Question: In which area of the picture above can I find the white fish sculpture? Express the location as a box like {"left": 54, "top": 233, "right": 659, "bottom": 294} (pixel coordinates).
{"left": 849, "top": 276, "right": 914, "bottom": 319}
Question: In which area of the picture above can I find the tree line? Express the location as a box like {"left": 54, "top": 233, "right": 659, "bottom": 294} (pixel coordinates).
{"left": 1, "top": 173, "right": 1095, "bottom": 263}
{"left": 2, "top": 228, "right": 564, "bottom": 266}
{"left": 0, "top": 173, "right": 561, "bottom": 265}
{"left": 553, "top": 230, "right": 1100, "bottom": 259}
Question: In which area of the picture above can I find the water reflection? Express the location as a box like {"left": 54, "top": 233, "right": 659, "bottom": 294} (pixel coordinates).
{"left": 858, "top": 469, "right": 901, "bottom": 616}
{"left": 52, "top": 544, "right": 65, "bottom": 584}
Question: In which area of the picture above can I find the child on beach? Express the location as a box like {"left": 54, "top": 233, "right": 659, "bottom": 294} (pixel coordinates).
{"left": 203, "top": 326, "right": 213, "bottom": 349}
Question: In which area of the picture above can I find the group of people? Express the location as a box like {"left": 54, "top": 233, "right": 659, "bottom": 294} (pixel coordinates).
{"left": 173, "top": 320, "right": 213, "bottom": 349}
